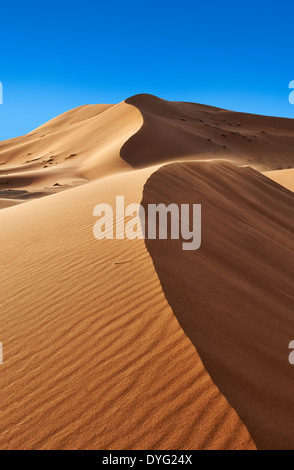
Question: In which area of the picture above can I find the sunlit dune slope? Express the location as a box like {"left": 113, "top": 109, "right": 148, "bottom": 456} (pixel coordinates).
{"left": 265, "top": 168, "right": 294, "bottom": 192}
{"left": 0, "top": 101, "right": 143, "bottom": 193}
{"left": 0, "top": 167, "right": 254, "bottom": 450}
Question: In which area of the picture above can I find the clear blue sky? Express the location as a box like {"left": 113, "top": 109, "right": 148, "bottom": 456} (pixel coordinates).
{"left": 0, "top": 0, "right": 293, "bottom": 140}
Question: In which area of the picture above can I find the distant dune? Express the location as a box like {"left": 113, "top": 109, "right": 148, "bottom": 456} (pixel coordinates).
{"left": 0, "top": 94, "right": 294, "bottom": 203}
{"left": 0, "top": 100, "right": 142, "bottom": 197}
{"left": 0, "top": 94, "right": 293, "bottom": 450}
{"left": 122, "top": 94, "right": 294, "bottom": 171}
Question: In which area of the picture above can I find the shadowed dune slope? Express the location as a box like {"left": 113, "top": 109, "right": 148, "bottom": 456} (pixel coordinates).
{"left": 122, "top": 94, "right": 294, "bottom": 171}
{"left": 141, "top": 161, "right": 294, "bottom": 450}
{"left": 0, "top": 168, "right": 255, "bottom": 450}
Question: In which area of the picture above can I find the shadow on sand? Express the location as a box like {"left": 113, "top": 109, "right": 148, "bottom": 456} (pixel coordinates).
{"left": 141, "top": 160, "right": 294, "bottom": 450}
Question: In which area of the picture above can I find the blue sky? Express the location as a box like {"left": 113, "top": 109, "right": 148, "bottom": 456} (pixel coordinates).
{"left": 0, "top": 0, "right": 293, "bottom": 140}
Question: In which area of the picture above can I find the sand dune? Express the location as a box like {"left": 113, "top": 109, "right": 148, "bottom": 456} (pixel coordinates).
{"left": 0, "top": 101, "right": 143, "bottom": 197}
{"left": 142, "top": 161, "right": 294, "bottom": 450}
{"left": 122, "top": 94, "right": 294, "bottom": 171}
{"left": 265, "top": 168, "right": 294, "bottom": 192}
{"left": 1, "top": 94, "right": 294, "bottom": 202}
{"left": 33, "top": 104, "right": 114, "bottom": 132}
{"left": 0, "top": 169, "right": 255, "bottom": 450}
{"left": 0, "top": 198, "right": 24, "bottom": 209}
{"left": 0, "top": 94, "right": 293, "bottom": 450}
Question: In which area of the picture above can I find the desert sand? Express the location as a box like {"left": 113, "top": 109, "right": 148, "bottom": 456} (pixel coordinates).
{"left": 265, "top": 168, "right": 294, "bottom": 192}
{"left": 0, "top": 94, "right": 293, "bottom": 450}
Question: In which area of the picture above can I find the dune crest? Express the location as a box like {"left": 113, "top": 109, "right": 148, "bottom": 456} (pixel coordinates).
{"left": 0, "top": 100, "right": 143, "bottom": 200}
{"left": 122, "top": 94, "right": 294, "bottom": 171}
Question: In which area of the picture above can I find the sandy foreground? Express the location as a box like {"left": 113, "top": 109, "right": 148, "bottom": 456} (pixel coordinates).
{"left": 0, "top": 95, "right": 293, "bottom": 450}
